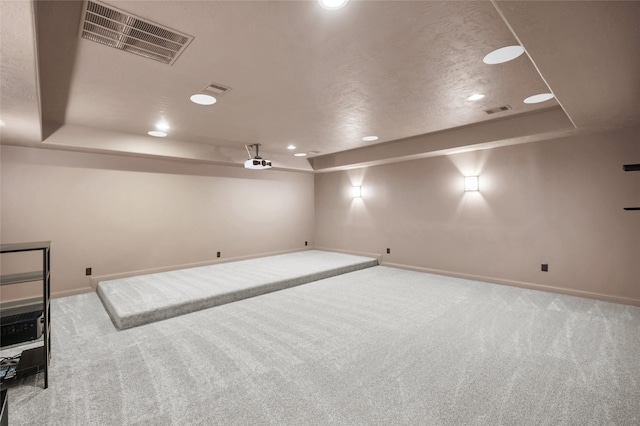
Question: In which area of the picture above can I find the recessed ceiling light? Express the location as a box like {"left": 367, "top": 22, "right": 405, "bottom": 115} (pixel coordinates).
{"left": 287, "top": 145, "right": 296, "bottom": 150}
{"left": 319, "top": 0, "right": 349, "bottom": 9}
{"left": 524, "top": 93, "right": 555, "bottom": 104}
{"left": 483, "top": 45, "right": 525, "bottom": 65}
{"left": 156, "top": 121, "right": 170, "bottom": 131}
{"left": 362, "top": 136, "right": 378, "bottom": 142}
{"left": 294, "top": 153, "right": 307, "bottom": 157}
{"left": 467, "top": 93, "right": 485, "bottom": 101}
{"left": 190, "top": 94, "right": 217, "bottom": 105}
{"left": 148, "top": 130, "right": 167, "bottom": 137}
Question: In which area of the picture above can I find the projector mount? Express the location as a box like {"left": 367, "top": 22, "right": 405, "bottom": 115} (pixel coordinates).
{"left": 244, "top": 144, "right": 272, "bottom": 169}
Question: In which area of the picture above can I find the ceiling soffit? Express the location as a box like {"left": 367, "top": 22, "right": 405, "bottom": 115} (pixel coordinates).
{"left": 309, "top": 107, "right": 575, "bottom": 172}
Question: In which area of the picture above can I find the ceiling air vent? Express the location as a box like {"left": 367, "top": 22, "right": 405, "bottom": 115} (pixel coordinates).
{"left": 484, "top": 105, "right": 512, "bottom": 115}
{"left": 80, "top": 0, "right": 193, "bottom": 65}
{"left": 202, "top": 82, "right": 231, "bottom": 98}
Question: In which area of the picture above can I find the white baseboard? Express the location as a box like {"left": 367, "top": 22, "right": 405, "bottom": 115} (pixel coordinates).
{"left": 0, "top": 286, "right": 92, "bottom": 304}
{"left": 381, "top": 261, "right": 640, "bottom": 307}
{"left": 52, "top": 287, "right": 93, "bottom": 299}
{"left": 314, "top": 246, "right": 382, "bottom": 262}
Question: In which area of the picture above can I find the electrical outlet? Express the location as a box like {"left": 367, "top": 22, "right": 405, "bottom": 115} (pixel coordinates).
{"left": 217, "top": 252, "right": 221, "bottom": 258}
{"left": 541, "top": 264, "right": 548, "bottom": 272}
{"left": 85, "top": 267, "right": 92, "bottom": 276}
{"left": 386, "top": 248, "right": 390, "bottom": 254}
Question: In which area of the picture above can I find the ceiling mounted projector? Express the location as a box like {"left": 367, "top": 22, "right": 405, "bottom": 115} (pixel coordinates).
{"left": 244, "top": 144, "right": 272, "bottom": 170}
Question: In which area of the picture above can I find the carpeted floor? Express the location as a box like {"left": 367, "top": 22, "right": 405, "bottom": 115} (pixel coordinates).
{"left": 4, "top": 266, "right": 640, "bottom": 425}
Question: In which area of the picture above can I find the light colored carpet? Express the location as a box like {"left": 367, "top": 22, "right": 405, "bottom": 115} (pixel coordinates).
{"left": 5, "top": 266, "right": 640, "bottom": 425}
{"left": 97, "top": 250, "right": 378, "bottom": 329}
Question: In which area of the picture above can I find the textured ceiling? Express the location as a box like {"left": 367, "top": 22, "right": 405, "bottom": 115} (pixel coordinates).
{"left": 0, "top": 1, "right": 41, "bottom": 144}
{"left": 1, "top": 1, "right": 639, "bottom": 170}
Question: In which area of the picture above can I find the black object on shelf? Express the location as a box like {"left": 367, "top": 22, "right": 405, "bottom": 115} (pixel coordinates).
{"left": 0, "top": 242, "right": 51, "bottom": 389}
{"left": 15, "top": 347, "right": 45, "bottom": 379}
{"left": 0, "top": 311, "right": 43, "bottom": 347}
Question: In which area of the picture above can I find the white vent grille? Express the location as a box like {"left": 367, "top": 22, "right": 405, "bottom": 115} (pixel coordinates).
{"left": 80, "top": 0, "right": 193, "bottom": 65}
{"left": 202, "top": 83, "right": 231, "bottom": 97}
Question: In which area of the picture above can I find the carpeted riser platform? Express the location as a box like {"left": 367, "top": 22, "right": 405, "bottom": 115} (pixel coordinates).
{"left": 97, "top": 250, "right": 378, "bottom": 330}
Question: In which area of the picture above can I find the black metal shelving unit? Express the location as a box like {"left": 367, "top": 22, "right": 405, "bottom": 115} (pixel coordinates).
{"left": 623, "top": 164, "right": 640, "bottom": 211}
{"left": 0, "top": 242, "right": 51, "bottom": 389}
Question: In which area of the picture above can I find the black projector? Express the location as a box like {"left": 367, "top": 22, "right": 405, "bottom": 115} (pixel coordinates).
{"left": 0, "top": 311, "right": 44, "bottom": 347}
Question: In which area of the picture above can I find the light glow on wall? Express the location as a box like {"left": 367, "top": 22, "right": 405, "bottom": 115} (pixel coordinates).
{"left": 319, "top": 0, "right": 349, "bottom": 10}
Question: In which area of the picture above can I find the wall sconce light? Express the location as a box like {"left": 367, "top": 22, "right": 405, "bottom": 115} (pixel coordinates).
{"left": 464, "top": 176, "right": 479, "bottom": 192}
{"left": 352, "top": 186, "right": 362, "bottom": 198}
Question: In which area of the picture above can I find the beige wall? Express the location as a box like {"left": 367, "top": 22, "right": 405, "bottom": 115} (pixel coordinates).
{"left": 2, "top": 127, "right": 638, "bottom": 305}
{"left": 314, "top": 127, "right": 640, "bottom": 305}
{"left": 0, "top": 146, "right": 314, "bottom": 300}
